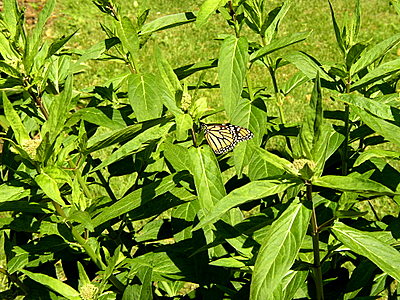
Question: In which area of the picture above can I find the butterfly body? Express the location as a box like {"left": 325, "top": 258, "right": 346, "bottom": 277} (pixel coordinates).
{"left": 201, "top": 123, "right": 254, "bottom": 154}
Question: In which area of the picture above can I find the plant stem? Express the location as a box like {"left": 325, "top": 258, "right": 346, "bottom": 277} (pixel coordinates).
{"left": 307, "top": 182, "right": 324, "bottom": 300}
{"left": 342, "top": 78, "right": 351, "bottom": 175}
{"left": 52, "top": 200, "right": 125, "bottom": 292}
{"left": 342, "top": 103, "right": 349, "bottom": 176}
{"left": 266, "top": 59, "right": 292, "bottom": 152}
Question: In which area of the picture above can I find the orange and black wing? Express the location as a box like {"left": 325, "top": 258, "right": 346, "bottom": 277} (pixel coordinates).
{"left": 201, "top": 123, "right": 253, "bottom": 154}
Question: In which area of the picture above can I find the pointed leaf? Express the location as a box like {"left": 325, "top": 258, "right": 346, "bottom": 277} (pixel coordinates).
{"left": 47, "top": 30, "right": 77, "bottom": 58}
{"left": 312, "top": 175, "right": 396, "bottom": 196}
{"left": 91, "top": 122, "right": 173, "bottom": 172}
{"left": 253, "top": 146, "right": 298, "bottom": 175}
{"left": 117, "top": 16, "right": 140, "bottom": 67}
{"left": 338, "top": 94, "right": 395, "bottom": 121}
{"left": 193, "top": 178, "right": 301, "bottom": 230}
{"left": 262, "top": 0, "right": 292, "bottom": 43}
{"left": 328, "top": 0, "right": 345, "bottom": 54}
{"left": 250, "top": 202, "right": 311, "bottom": 300}
{"left": 218, "top": 35, "right": 249, "bottom": 118}
{"left": 188, "top": 146, "right": 226, "bottom": 211}
{"left": 351, "top": 57, "right": 400, "bottom": 90}
{"left": 128, "top": 74, "right": 164, "bottom": 122}
{"left": 296, "top": 72, "right": 322, "bottom": 160}
{"left": 352, "top": 106, "right": 400, "bottom": 147}
{"left": 283, "top": 51, "right": 334, "bottom": 81}
{"left": 21, "top": 269, "right": 81, "bottom": 300}
{"left": 250, "top": 31, "right": 310, "bottom": 62}
{"left": 332, "top": 222, "right": 400, "bottom": 282}
{"left": 231, "top": 98, "right": 267, "bottom": 176}
{"left": 122, "top": 266, "right": 153, "bottom": 300}
{"left": 140, "top": 12, "right": 196, "bottom": 34}
{"left": 2, "top": 92, "right": 29, "bottom": 144}
{"left": 196, "top": 0, "right": 227, "bottom": 27}
{"left": 90, "top": 175, "right": 183, "bottom": 228}
{"left": 350, "top": 33, "right": 400, "bottom": 75}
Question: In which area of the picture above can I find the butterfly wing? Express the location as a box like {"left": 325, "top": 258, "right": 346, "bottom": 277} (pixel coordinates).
{"left": 230, "top": 124, "right": 254, "bottom": 142}
{"left": 202, "top": 123, "right": 253, "bottom": 154}
{"left": 202, "top": 124, "right": 237, "bottom": 154}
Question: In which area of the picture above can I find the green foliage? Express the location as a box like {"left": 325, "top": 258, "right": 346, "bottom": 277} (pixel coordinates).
{"left": 1, "top": 0, "right": 400, "bottom": 299}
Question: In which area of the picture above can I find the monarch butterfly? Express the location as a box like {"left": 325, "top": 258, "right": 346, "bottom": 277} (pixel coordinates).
{"left": 201, "top": 123, "right": 254, "bottom": 154}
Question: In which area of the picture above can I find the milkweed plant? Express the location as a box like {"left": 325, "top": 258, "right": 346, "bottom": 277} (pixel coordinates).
{"left": 1, "top": 0, "right": 400, "bottom": 299}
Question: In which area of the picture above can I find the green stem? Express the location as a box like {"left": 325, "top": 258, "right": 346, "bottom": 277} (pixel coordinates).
{"left": 0, "top": 267, "right": 29, "bottom": 294}
{"left": 342, "top": 78, "right": 352, "bottom": 176}
{"left": 52, "top": 201, "right": 125, "bottom": 292}
{"left": 307, "top": 182, "right": 324, "bottom": 300}
{"left": 266, "top": 59, "right": 292, "bottom": 151}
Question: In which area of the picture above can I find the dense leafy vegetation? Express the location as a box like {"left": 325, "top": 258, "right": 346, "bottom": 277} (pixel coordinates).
{"left": 1, "top": 0, "right": 400, "bottom": 299}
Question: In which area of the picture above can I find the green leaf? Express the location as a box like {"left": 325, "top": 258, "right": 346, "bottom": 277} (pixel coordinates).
{"left": 351, "top": 57, "right": 400, "bottom": 90}
{"left": 283, "top": 51, "right": 333, "bottom": 82}
{"left": 193, "top": 179, "right": 301, "bottom": 230}
{"left": 117, "top": 16, "right": 140, "bottom": 67}
{"left": 163, "top": 141, "right": 191, "bottom": 172}
{"left": 0, "top": 184, "right": 30, "bottom": 202}
{"left": 312, "top": 175, "right": 396, "bottom": 196}
{"left": 122, "top": 266, "right": 153, "bottom": 300}
{"left": 91, "top": 122, "right": 173, "bottom": 172}
{"left": 250, "top": 31, "right": 310, "bottom": 63}
{"left": 354, "top": 149, "right": 400, "bottom": 167}
{"left": 332, "top": 222, "right": 400, "bottom": 282}
{"left": 0, "top": 61, "right": 20, "bottom": 77}
{"left": 77, "top": 261, "right": 91, "bottom": 291}
{"left": 328, "top": 0, "right": 345, "bottom": 54}
{"left": 35, "top": 169, "right": 68, "bottom": 206}
{"left": 7, "top": 253, "right": 29, "bottom": 274}
{"left": 231, "top": 98, "right": 267, "bottom": 176}
{"left": 250, "top": 202, "right": 311, "bottom": 300}
{"left": 47, "top": 30, "right": 77, "bottom": 58}
{"left": 248, "top": 150, "right": 285, "bottom": 181}
{"left": 174, "top": 59, "right": 218, "bottom": 80}
{"left": 172, "top": 201, "right": 198, "bottom": 242}
{"left": 85, "top": 118, "right": 167, "bottom": 153}
{"left": 41, "top": 75, "right": 73, "bottom": 143}
{"left": 175, "top": 114, "right": 192, "bottom": 141}
{"left": 351, "top": 0, "right": 361, "bottom": 44}
{"left": 128, "top": 73, "right": 164, "bottom": 122}
{"left": 218, "top": 35, "right": 249, "bottom": 118}
{"left": 209, "top": 257, "right": 246, "bottom": 268}
{"left": 140, "top": 12, "right": 196, "bottom": 34}
{"left": 67, "top": 107, "right": 126, "bottom": 130}
{"left": 196, "top": 0, "right": 227, "bottom": 27}
{"left": 272, "top": 270, "right": 309, "bottom": 300}
{"left": 90, "top": 175, "right": 190, "bottom": 228}
{"left": 2, "top": 92, "right": 30, "bottom": 144}
{"left": 188, "top": 146, "right": 226, "bottom": 211}
{"left": 3, "top": 0, "right": 19, "bottom": 38}
{"left": 346, "top": 43, "right": 367, "bottom": 70}
{"left": 352, "top": 106, "right": 400, "bottom": 147}
{"left": 296, "top": 72, "right": 322, "bottom": 160}
{"left": 338, "top": 93, "right": 395, "bottom": 121}
{"left": 262, "top": 0, "right": 292, "bottom": 44}
{"left": 281, "top": 72, "right": 308, "bottom": 95}
{"left": 155, "top": 47, "right": 183, "bottom": 116}
{"left": 21, "top": 269, "right": 81, "bottom": 300}
{"left": 72, "top": 39, "right": 116, "bottom": 73}
{"left": 253, "top": 146, "right": 298, "bottom": 175}
{"left": 350, "top": 33, "right": 400, "bottom": 75}
{"left": 25, "top": 0, "right": 56, "bottom": 71}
